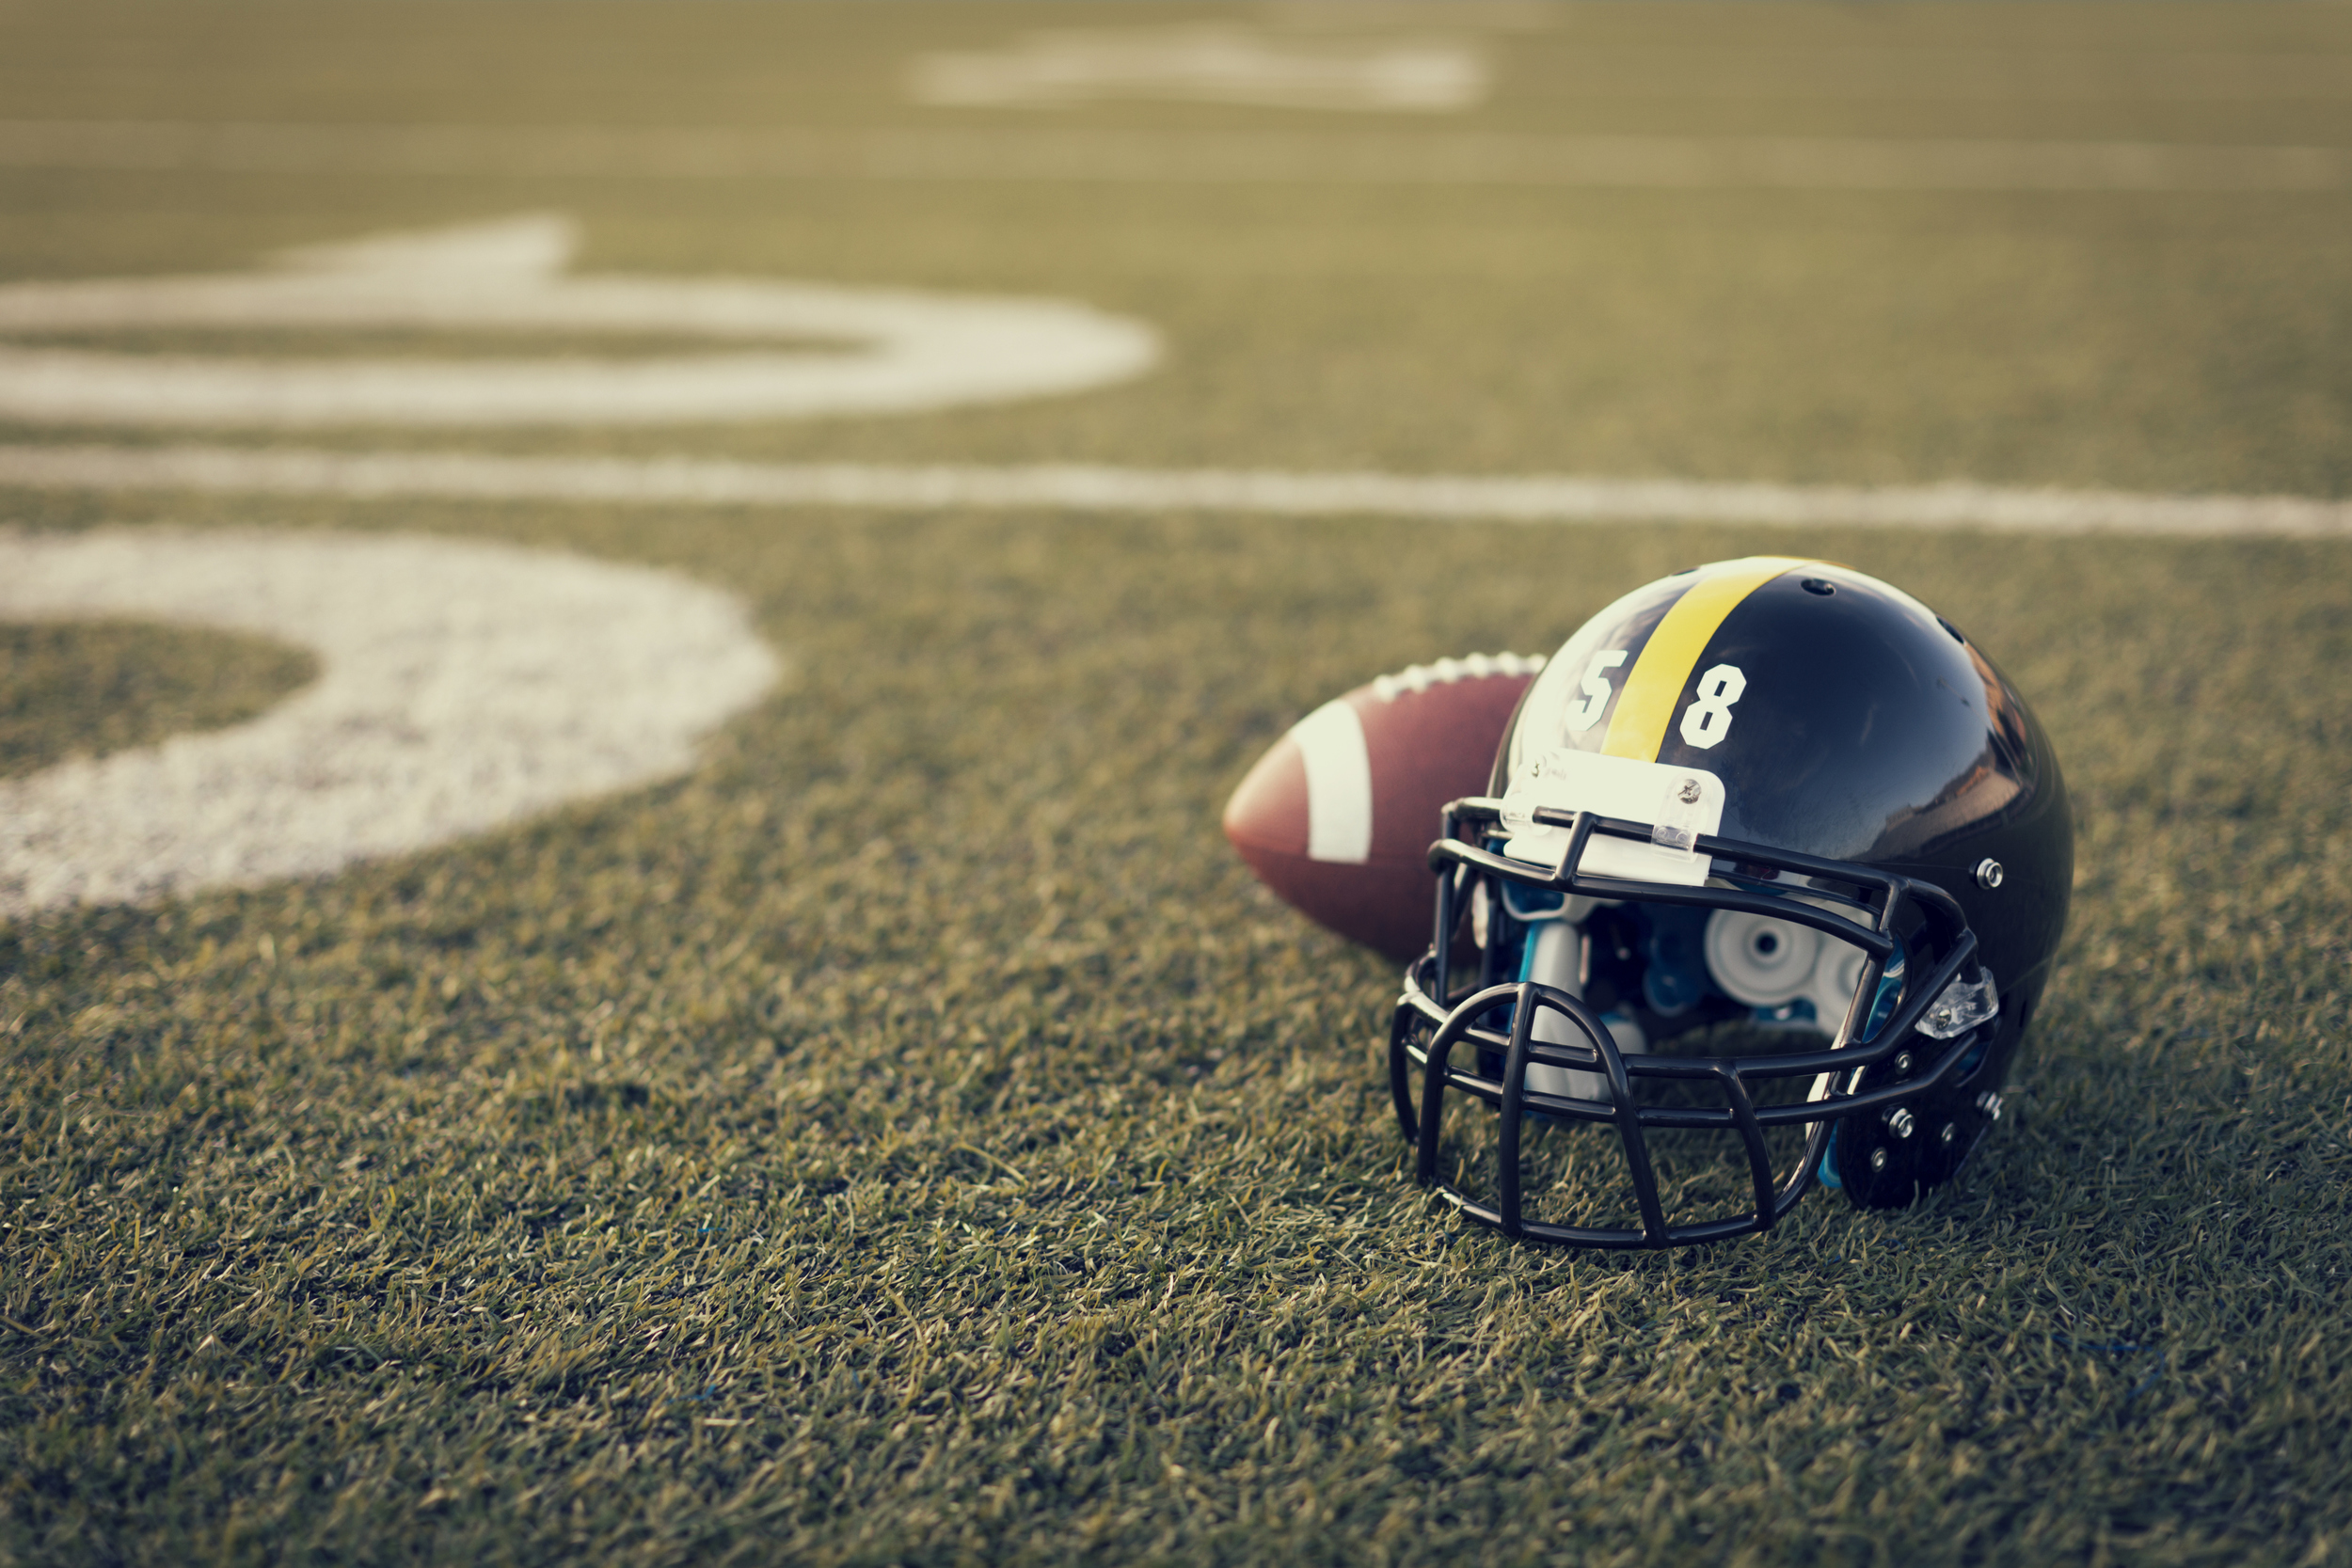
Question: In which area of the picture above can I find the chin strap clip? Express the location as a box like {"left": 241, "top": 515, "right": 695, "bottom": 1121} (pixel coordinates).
{"left": 1918, "top": 965, "right": 1999, "bottom": 1040}
{"left": 1649, "top": 774, "right": 1708, "bottom": 854}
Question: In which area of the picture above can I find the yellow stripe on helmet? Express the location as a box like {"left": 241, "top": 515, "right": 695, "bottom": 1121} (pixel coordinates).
{"left": 1600, "top": 557, "right": 1816, "bottom": 761}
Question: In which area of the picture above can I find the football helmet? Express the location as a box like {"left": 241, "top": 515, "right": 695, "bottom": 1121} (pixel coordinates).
{"left": 1390, "top": 557, "right": 2071, "bottom": 1247}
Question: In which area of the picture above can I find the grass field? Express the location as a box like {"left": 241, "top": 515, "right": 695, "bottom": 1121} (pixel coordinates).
{"left": 4, "top": 4, "right": 2351, "bottom": 1564}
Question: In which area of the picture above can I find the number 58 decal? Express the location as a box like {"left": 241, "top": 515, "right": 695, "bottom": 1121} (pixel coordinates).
{"left": 1563, "top": 651, "right": 1751, "bottom": 750}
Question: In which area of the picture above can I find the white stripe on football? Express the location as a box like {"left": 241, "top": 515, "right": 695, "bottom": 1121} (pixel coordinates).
{"left": 1222, "top": 652, "right": 1544, "bottom": 961}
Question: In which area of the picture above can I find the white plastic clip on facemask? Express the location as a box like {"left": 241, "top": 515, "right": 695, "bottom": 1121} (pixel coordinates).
{"left": 1651, "top": 775, "right": 1708, "bottom": 854}
{"left": 1917, "top": 966, "right": 1999, "bottom": 1039}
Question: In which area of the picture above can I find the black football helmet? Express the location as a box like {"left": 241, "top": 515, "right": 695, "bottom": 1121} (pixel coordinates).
{"left": 1389, "top": 557, "right": 2072, "bottom": 1248}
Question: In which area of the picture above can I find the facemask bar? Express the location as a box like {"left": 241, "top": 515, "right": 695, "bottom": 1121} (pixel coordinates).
{"left": 1389, "top": 797, "right": 1982, "bottom": 1249}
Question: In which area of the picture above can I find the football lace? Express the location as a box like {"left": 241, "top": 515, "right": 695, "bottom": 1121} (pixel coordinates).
{"left": 1369, "top": 651, "right": 1546, "bottom": 703}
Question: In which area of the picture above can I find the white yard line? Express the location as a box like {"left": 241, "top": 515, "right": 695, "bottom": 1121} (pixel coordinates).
{"left": 3, "top": 443, "right": 2345, "bottom": 538}
{"left": 2, "top": 121, "right": 2346, "bottom": 191}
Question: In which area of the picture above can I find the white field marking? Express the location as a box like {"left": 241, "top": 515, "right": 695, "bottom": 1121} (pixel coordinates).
{"left": 1262, "top": 3, "right": 1557, "bottom": 33}
{"left": 0, "top": 214, "right": 1159, "bottom": 427}
{"left": 2, "top": 444, "right": 2347, "bottom": 538}
{"left": 907, "top": 25, "right": 1487, "bottom": 113}
{"left": 3, "top": 121, "right": 2347, "bottom": 192}
{"left": 1291, "top": 700, "right": 1375, "bottom": 864}
{"left": 0, "top": 529, "right": 779, "bottom": 916}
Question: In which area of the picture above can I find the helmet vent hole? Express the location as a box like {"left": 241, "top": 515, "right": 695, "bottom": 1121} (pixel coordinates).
{"left": 1800, "top": 578, "right": 1836, "bottom": 596}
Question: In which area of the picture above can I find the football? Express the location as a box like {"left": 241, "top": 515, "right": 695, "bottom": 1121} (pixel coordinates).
{"left": 1222, "top": 652, "right": 1546, "bottom": 963}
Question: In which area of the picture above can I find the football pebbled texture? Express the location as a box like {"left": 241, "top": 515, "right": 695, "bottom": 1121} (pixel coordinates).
{"left": 1223, "top": 653, "right": 1545, "bottom": 962}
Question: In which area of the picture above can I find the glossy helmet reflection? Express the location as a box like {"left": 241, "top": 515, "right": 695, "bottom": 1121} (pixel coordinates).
{"left": 1390, "top": 558, "right": 2072, "bottom": 1248}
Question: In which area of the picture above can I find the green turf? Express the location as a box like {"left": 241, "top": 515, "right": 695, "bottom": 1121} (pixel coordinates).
{"left": 3, "top": 4, "right": 2351, "bottom": 1564}
{"left": 5, "top": 499, "right": 2347, "bottom": 1567}
{"left": 0, "top": 619, "right": 316, "bottom": 780}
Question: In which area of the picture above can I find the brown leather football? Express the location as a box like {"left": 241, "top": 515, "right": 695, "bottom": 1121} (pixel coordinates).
{"left": 1222, "top": 653, "right": 1545, "bottom": 963}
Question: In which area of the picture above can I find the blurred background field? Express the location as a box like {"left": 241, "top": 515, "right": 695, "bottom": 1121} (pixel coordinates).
{"left": 5, "top": 2, "right": 2350, "bottom": 490}
{"left": 2, "top": 4, "right": 2349, "bottom": 1565}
